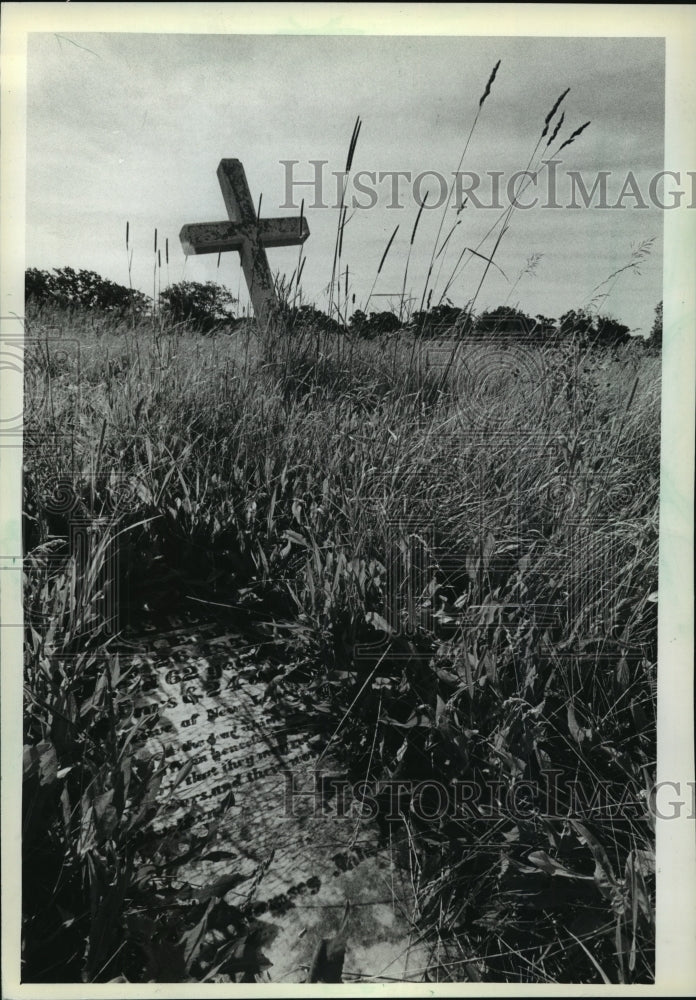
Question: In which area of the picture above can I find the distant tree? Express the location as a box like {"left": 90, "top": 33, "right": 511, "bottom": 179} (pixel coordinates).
{"left": 534, "top": 314, "right": 559, "bottom": 341}
{"left": 594, "top": 314, "right": 631, "bottom": 348}
{"left": 367, "top": 310, "right": 400, "bottom": 337}
{"left": 474, "top": 305, "right": 536, "bottom": 341}
{"left": 408, "top": 304, "right": 471, "bottom": 339}
{"left": 286, "top": 304, "right": 343, "bottom": 336}
{"left": 349, "top": 309, "right": 400, "bottom": 339}
{"left": 348, "top": 309, "right": 368, "bottom": 335}
{"left": 158, "top": 281, "right": 237, "bottom": 332}
{"left": 558, "top": 308, "right": 630, "bottom": 349}
{"left": 25, "top": 268, "right": 54, "bottom": 304}
{"left": 25, "top": 267, "right": 149, "bottom": 315}
{"left": 648, "top": 301, "right": 662, "bottom": 352}
{"left": 558, "top": 308, "right": 593, "bottom": 342}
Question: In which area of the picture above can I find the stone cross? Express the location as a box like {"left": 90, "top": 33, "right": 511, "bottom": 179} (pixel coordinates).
{"left": 180, "top": 158, "right": 309, "bottom": 326}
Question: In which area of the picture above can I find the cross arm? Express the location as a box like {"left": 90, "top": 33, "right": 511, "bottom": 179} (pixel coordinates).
{"left": 180, "top": 217, "right": 310, "bottom": 256}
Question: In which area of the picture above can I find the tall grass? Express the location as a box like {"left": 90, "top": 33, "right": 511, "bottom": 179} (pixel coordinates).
{"left": 22, "top": 299, "right": 658, "bottom": 982}
{"left": 21, "top": 61, "right": 658, "bottom": 983}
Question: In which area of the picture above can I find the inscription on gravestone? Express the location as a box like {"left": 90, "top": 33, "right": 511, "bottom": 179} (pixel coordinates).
{"left": 128, "top": 629, "right": 427, "bottom": 980}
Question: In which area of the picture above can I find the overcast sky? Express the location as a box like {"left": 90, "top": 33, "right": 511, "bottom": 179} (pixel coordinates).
{"left": 26, "top": 32, "right": 665, "bottom": 334}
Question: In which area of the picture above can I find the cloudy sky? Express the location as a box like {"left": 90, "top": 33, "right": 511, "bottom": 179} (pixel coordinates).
{"left": 24, "top": 27, "right": 667, "bottom": 333}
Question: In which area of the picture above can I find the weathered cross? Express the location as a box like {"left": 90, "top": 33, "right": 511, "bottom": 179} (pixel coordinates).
{"left": 180, "top": 159, "right": 309, "bottom": 325}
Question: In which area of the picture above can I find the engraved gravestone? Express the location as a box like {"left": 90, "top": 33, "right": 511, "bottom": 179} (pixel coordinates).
{"left": 180, "top": 159, "right": 309, "bottom": 326}
{"left": 129, "top": 626, "right": 428, "bottom": 981}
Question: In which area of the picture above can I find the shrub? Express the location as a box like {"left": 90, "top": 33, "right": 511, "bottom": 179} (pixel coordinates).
{"left": 158, "top": 281, "right": 238, "bottom": 333}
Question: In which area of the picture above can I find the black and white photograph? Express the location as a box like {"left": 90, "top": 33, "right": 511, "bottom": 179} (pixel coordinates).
{"left": 1, "top": 3, "right": 694, "bottom": 992}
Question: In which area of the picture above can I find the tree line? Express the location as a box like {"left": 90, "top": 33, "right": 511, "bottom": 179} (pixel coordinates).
{"left": 25, "top": 268, "right": 661, "bottom": 350}
{"left": 25, "top": 267, "right": 238, "bottom": 333}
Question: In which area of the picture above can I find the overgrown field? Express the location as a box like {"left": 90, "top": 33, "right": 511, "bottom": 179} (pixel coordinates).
{"left": 22, "top": 303, "right": 659, "bottom": 983}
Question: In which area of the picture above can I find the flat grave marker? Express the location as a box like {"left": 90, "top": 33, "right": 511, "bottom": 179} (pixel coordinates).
{"left": 127, "top": 624, "right": 427, "bottom": 981}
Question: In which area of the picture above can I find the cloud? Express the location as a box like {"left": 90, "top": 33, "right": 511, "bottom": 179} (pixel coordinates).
{"left": 26, "top": 32, "right": 665, "bottom": 334}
